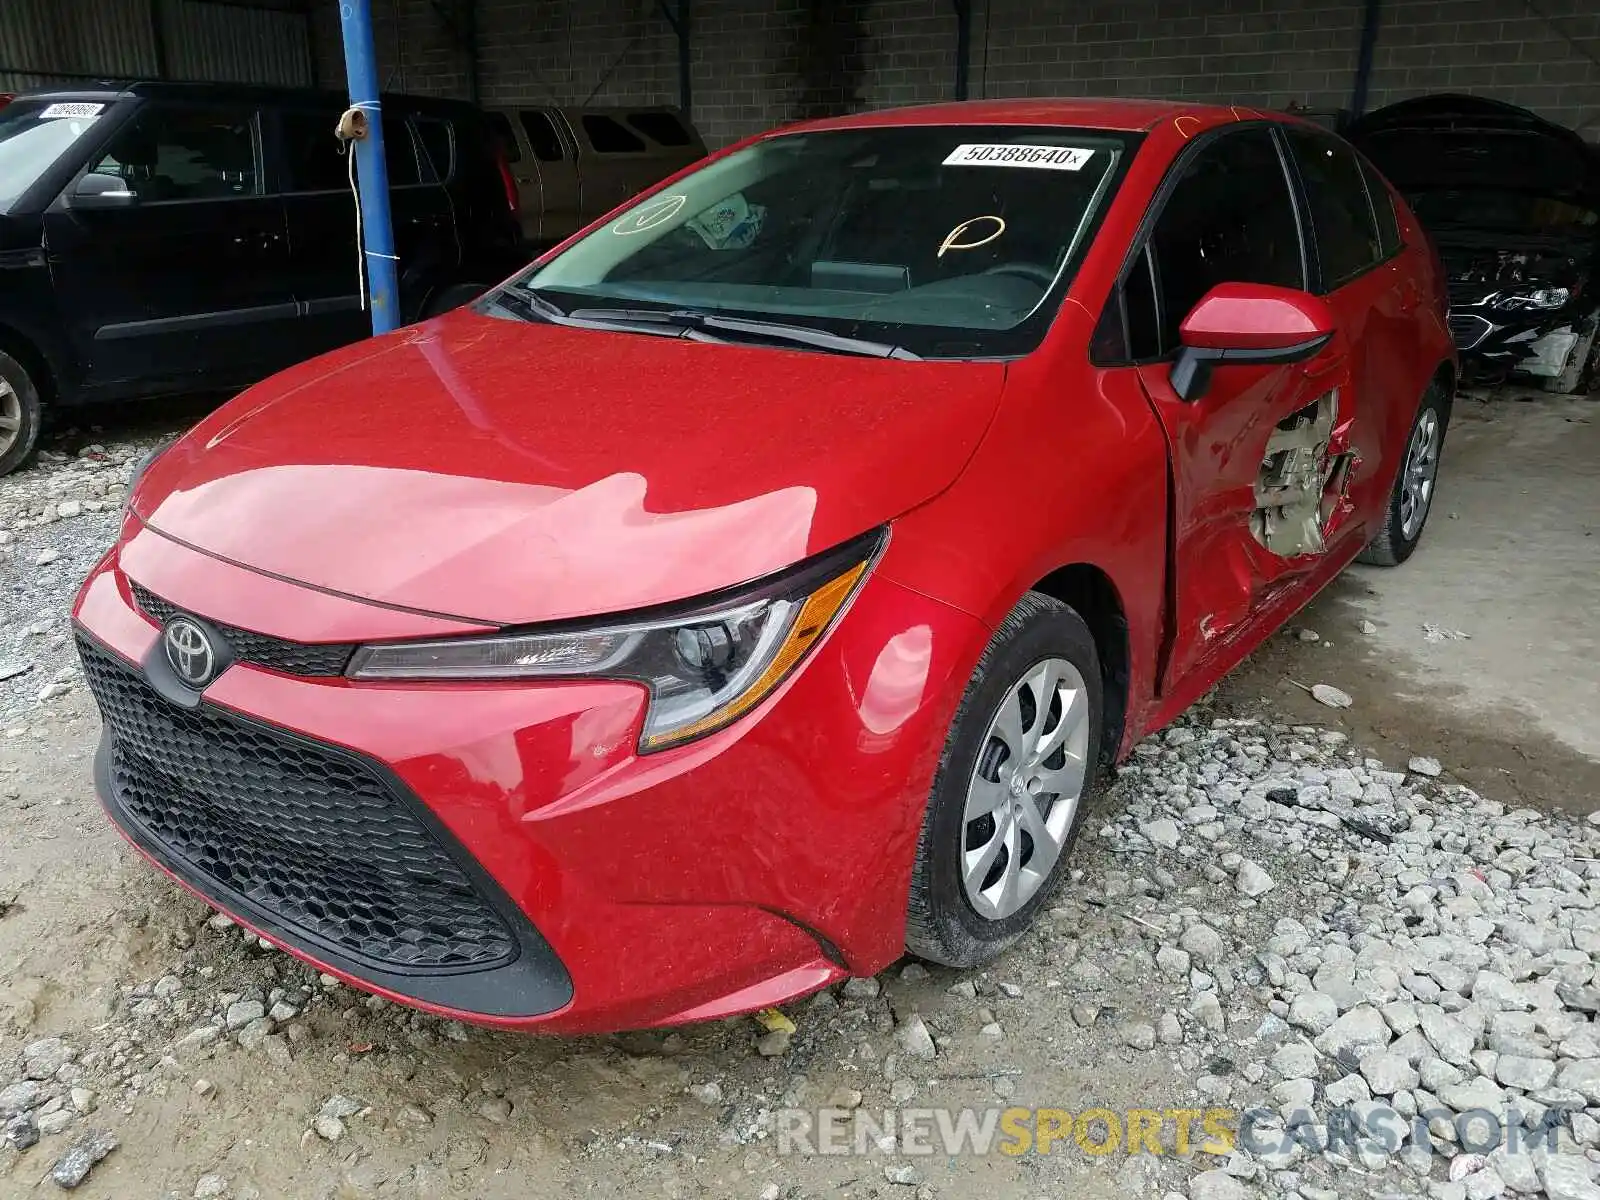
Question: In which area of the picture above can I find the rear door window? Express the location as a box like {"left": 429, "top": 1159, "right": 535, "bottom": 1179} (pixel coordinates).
{"left": 91, "top": 103, "right": 258, "bottom": 201}
{"left": 1146, "top": 126, "right": 1305, "bottom": 354}
{"left": 519, "top": 111, "right": 565, "bottom": 162}
{"left": 581, "top": 114, "right": 645, "bottom": 155}
{"left": 1358, "top": 156, "right": 1402, "bottom": 258}
{"left": 1286, "top": 127, "right": 1382, "bottom": 288}
{"left": 278, "top": 109, "right": 346, "bottom": 191}
{"left": 277, "top": 110, "right": 421, "bottom": 191}
{"left": 627, "top": 111, "right": 691, "bottom": 147}
{"left": 486, "top": 111, "right": 520, "bottom": 162}
{"left": 414, "top": 117, "right": 454, "bottom": 182}
{"left": 382, "top": 117, "right": 423, "bottom": 185}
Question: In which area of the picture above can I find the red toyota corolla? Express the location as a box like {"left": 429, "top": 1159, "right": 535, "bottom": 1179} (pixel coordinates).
{"left": 73, "top": 99, "right": 1454, "bottom": 1033}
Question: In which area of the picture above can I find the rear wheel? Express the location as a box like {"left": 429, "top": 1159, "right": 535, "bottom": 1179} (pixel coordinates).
{"left": 1357, "top": 380, "right": 1449, "bottom": 567}
{"left": 0, "top": 349, "right": 43, "bottom": 478}
{"left": 905, "top": 593, "right": 1103, "bottom": 967}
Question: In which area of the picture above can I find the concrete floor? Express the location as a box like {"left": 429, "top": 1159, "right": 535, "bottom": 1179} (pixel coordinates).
{"left": 1349, "top": 391, "right": 1598, "bottom": 759}
{"left": 1229, "top": 389, "right": 1600, "bottom": 812}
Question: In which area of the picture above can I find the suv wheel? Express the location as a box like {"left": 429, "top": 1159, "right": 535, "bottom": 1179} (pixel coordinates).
{"left": 0, "top": 349, "right": 43, "bottom": 477}
{"left": 905, "top": 593, "right": 1104, "bottom": 967}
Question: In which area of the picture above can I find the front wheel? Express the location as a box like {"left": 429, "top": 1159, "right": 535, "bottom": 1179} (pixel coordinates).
{"left": 0, "top": 349, "right": 43, "bottom": 478}
{"left": 1357, "top": 380, "right": 1449, "bottom": 567}
{"left": 905, "top": 593, "right": 1103, "bottom": 968}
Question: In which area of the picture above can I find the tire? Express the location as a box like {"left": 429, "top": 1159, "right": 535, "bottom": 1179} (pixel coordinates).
{"left": 421, "top": 282, "right": 487, "bottom": 319}
{"left": 1357, "top": 379, "right": 1450, "bottom": 567}
{"left": 0, "top": 349, "right": 43, "bottom": 478}
{"left": 905, "top": 592, "right": 1104, "bottom": 968}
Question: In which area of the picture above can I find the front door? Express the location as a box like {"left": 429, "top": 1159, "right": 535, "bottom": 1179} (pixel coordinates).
{"left": 45, "top": 100, "right": 296, "bottom": 395}
{"left": 1127, "top": 125, "right": 1362, "bottom": 693}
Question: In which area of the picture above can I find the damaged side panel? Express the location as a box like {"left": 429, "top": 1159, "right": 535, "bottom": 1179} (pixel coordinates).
{"left": 1251, "top": 390, "right": 1359, "bottom": 557}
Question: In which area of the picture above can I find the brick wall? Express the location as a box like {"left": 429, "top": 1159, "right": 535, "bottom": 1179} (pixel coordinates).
{"left": 311, "top": 0, "right": 1600, "bottom": 144}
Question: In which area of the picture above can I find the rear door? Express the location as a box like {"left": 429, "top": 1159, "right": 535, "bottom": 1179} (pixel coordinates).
{"left": 44, "top": 99, "right": 296, "bottom": 393}
{"left": 1120, "top": 125, "right": 1360, "bottom": 692}
{"left": 569, "top": 111, "right": 649, "bottom": 223}
{"left": 274, "top": 104, "right": 452, "bottom": 345}
{"left": 518, "top": 109, "right": 580, "bottom": 243}
{"left": 1283, "top": 125, "right": 1414, "bottom": 525}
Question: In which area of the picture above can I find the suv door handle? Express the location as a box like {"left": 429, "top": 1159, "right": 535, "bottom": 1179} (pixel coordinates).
{"left": 232, "top": 230, "right": 280, "bottom": 251}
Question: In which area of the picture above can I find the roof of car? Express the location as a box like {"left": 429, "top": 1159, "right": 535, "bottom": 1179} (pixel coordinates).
{"left": 786, "top": 97, "right": 1250, "bottom": 135}
{"left": 11, "top": 79, "right": 481, "bottom": 117}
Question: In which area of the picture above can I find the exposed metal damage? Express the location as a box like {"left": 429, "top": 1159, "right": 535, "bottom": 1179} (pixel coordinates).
{"left": 1251, "top": 390, "right": 1354, "bottom": 557}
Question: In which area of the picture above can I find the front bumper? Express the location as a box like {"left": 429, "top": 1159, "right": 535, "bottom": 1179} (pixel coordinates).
{"left": 1447, "top": 299, "right": 1595, "bottom": 380}
{"left": 72, "top": 522, "right": 983, "bottom": 1033}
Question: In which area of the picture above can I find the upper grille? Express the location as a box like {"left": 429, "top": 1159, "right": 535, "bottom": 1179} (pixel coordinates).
{"left": 79, "top": 636, "right": 519, "bottom": 973}
{"left": 130, "top": 582, "right": 356, "bottom": 677}
{"left": 1447, "top": 312, "right": 1492, "bottom": 350}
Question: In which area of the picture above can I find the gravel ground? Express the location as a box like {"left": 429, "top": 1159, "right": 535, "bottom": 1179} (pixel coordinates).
{"left": 2, "top": 416, "right": 1600, "bottom": 1200}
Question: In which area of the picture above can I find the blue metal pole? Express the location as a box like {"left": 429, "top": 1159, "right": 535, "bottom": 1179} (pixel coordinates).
{"left": 1349, "top": 0, "right": 1383, "bottom": 123}
{"left": 338, "top": 0, "right": 400, "bottom": 334}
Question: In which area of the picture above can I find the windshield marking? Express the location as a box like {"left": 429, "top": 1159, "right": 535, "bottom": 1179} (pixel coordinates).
{"left": 611, "top": 193, "right": 687, "bottom": 234}
{"left": 937, "top": 215, "right": 1006, "bottom": 257}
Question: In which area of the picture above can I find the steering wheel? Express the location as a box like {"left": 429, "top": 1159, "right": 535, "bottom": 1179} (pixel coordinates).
{"left": 980, "top": 263, "right": 1056, "bottom": 287}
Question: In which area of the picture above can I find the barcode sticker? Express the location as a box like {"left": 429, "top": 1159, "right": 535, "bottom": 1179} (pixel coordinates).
{"left": 943, "top": 143, "right": 1095, "bottom": 170}
{"left": 39, "top": 102, "right": 105, "bottom": 119}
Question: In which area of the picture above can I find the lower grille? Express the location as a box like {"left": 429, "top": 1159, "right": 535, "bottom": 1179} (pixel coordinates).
{"left": 1448, "top": 312, "right": 1493, "bottom": 350}
{"left": 78, "top": 635, "right": 518, "bottom": 973}
{"left": 129, "top": 582, "right": 356, "bottom": 678}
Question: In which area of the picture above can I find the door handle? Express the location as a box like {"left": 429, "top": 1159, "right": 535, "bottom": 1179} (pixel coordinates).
{"left": 231, "top": 230, "right": 280, "bottom": 251}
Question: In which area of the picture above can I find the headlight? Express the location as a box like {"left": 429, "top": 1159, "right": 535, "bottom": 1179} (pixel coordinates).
{"left": 1490, "top": 286, "right": 1570, "bottom": 312}
{"left": 346, "top": 529, "right": 885, "bottom": 751}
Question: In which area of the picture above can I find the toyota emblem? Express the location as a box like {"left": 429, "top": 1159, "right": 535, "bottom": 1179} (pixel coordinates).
{"left": 163, "top": 616, "right": 218, "bottom": 688}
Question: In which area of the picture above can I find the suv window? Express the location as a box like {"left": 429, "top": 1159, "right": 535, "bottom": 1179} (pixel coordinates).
{"left": 1286, "top": 127, "right": 1382, "bottom": 289}
{"left": 415, "top": 117, "right": 454, "bottom": 181}
{"left": 1359, "top": 155, "right": 1401, "bottom": 258}
{"left": 91, "top": 103, "right": 257, "bottom": 202}
{"left": 1146, "top": 127, "right": 1304, "bottom": 355}
{"left": 582, "top": 114, "right": 645, "bottom": 155}
{"left": 628, "top": 111, "right": 691, "bottom": 147}
{"left": 518, "top": 111, "right": 564, "bottom": 162}
{"left": 278, "top": 110, "right": 421, "bottom": 191}
{"left": 486, "top": 111, "right": 520, "bottom": 162}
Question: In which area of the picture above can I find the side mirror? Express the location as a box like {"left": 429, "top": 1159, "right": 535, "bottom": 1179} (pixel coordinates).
{"left": 1170, "top": 283, "right": 1336, "bottom": 401}
{"left": 66, "top": 173, "right": 137, "bottom": 210}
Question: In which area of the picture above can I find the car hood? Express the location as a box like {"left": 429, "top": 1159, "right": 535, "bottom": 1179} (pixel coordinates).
{"left": 135, "top": 310, "right": 1006, "bottom": 625}
{"left": 1348, "top": 94, "right": 1599, "bottom": 203}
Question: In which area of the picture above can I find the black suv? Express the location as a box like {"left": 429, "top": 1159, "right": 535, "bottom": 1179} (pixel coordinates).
{"left": 0, "top": 81, "right": 528, "bottom": 474}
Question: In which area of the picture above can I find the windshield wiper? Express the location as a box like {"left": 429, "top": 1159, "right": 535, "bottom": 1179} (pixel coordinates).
{"left": 486, "top": 288, "right": 682, "bottom": 340}
{"left": 566, "top": 307, "right": 922, "bottom": 360}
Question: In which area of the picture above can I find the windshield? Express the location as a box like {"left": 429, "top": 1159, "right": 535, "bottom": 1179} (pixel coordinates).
{"left": 499, "top": 125, "right": 1135, "bottom": 357}
{"left": 0, "top": 99, "right": 108, "bottom": 211}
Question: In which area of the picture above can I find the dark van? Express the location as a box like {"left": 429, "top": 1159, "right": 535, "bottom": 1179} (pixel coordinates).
{"left": 0, "top": 81, "right": 528, "bottom": 474}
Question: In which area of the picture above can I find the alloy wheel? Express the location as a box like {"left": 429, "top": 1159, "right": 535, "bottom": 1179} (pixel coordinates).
{"left": 961, "top": 657, "right": 1090, "bottom": 920}
{"left": 0, "top": 378, "right": 20, "bottom": 457}
{"left": 1398, "top": 408, "right": 1440, "bottom": 540}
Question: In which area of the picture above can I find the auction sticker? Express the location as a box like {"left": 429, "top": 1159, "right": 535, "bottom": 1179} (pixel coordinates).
{"left": 943, "top": 143, "right": 1094, "bottom": 170}
{"left": 39, "top": 102, "right": 104, "bottom": 119}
